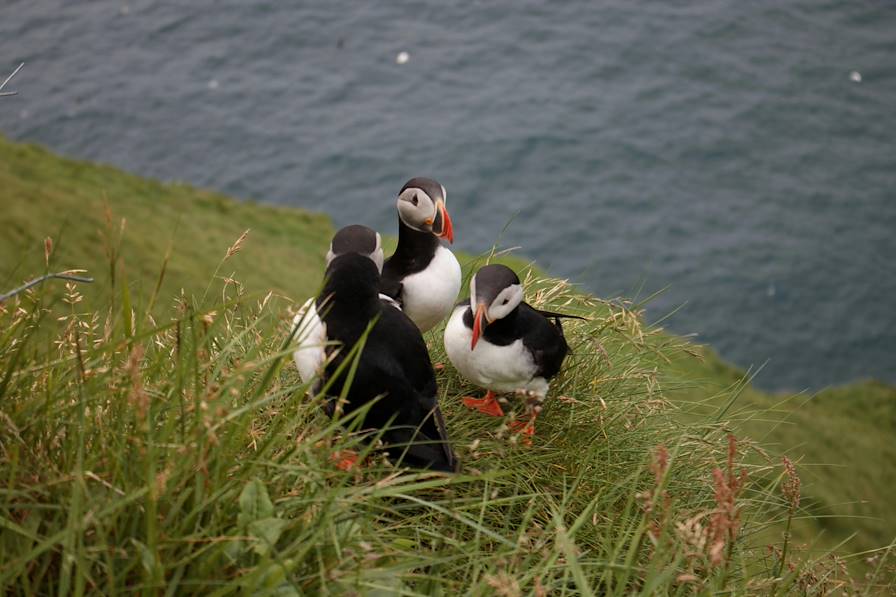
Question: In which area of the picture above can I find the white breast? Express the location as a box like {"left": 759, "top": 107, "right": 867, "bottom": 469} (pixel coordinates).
{"left": 291, "top": 298, "right": 327, "bottom": 389}
{"left": 400, "top": 245, "right": 461, "bottom": 332}
{"left": 443, "top": 306, "right": 549, "bottom": 397}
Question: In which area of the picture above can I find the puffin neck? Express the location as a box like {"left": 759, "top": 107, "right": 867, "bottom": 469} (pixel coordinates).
{"left": 393, "top": 217, "right": 440, "bottom": 261}
{"left": 318, "top": 255, "right": 380, "bottom": 322}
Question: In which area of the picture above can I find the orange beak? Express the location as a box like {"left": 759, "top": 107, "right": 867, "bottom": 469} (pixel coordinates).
{"left": 434, "top": 200, "right": 454, "bottom": 243}
{"left": 471, "top": 304, "right": 486, "bottom": 349}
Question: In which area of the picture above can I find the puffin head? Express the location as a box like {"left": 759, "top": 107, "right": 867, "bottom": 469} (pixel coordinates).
{"left": 469, "top": 264, "right": 524, "bottom": 349}
{"left": 326, "top": 224, "right": 384, "bottom": 273}
{"left": 396, "top": 177, "right": 454, "bottom": 243}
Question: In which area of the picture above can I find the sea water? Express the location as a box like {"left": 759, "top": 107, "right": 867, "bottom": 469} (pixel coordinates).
{"left": 1, "top": 1, "right": 894, "bottom": 390}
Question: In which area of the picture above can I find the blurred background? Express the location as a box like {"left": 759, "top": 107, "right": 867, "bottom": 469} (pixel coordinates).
{"left": 1, "top": 0, "right": 894, "bottom": 391}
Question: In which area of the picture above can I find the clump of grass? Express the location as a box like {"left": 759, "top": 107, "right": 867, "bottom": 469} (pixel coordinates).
{"left": 4, "top": 134, "right": 896, "bottom": 566}
{"left": 1, "top": 229, "right": 894, "bottom": 595}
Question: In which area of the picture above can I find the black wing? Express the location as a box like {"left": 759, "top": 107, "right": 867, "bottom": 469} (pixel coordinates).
{"left": 518, "top": 303, "right": 570, "bottom": 380}
{"left": 376, "top": 305, "right": 437, "bottom": 395}
{"left": 346, "top": 359, "right": 456, "bottom": 472}
{"left": 324, "top": 304, "right": 456, "bottom": 472}
{"left": 370, "top": 307, "right": 456, "bottom": 471}
{"left": 535, "top": 308, "right": 587, "bottom": 321}
{"left": 378, "top": 274, "right": 404, "bottom": 305}
{"left": 370, "top": 373, "right": 457, "bottom": 473}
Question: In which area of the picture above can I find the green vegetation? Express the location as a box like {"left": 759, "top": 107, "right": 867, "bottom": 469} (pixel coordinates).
{"left": 1, "top": 135, "right": 894, "bottom": 593}
{"left": 665, "top": 347, "right": 896, "bottom": 563}
{"left": 1, "top": 137, "right": 332, "bottom": 312}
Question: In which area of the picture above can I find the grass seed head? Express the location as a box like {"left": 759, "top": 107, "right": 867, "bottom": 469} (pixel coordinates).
{"left": 44, "top": 236, "right": 53, "bottom": 267}
{"left": 782, "top": 456, "right": 801, "bottom": 513}
{"left": 485, "top": 571, "right": 521, "bottom": 597}
{"left": 126, "top": 344, "right": 149, "bottom": 419}
{"left": 225, "top": 228, "right": 250, "bottom": 259}
{"left": 707, "top": 434, "right": 747, "bottom": 568}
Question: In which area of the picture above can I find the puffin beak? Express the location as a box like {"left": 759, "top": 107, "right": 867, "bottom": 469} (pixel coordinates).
{"left": 431, "top": 200, "right": 454, "bottom": 243}
{"left": 471, "top": 303, "right": 486, "bottom": 350}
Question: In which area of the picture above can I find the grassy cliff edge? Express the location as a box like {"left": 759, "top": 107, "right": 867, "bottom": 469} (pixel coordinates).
{"left": 1, "top": 136, "right": 894, "bottom": 593}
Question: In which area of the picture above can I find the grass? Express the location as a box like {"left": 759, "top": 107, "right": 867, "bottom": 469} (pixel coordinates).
{"left": 3, "top": 255, "right": 882, "bottom": 595}
{"left": 663, "top": 346, "right": 896, "bottom": 561}
{"left": 0, "top": 136, "right": 332, "bottom": 313}
{"left": 1, "top": 134, "right": 895, "bottom": 593}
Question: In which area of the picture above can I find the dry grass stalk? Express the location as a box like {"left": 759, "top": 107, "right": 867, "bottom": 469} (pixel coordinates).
{"left": 63, "top": 282, "right": 83, "bottom": 306}
{"left": 773, "top": 455, "right": 803, "bottom": 583}
{"left": 225, "top": 229, "right": 250, "bottom": 260}
{"left": 44, "top": 237, "right": 53, "bottom": 267}
{"left": 0, "top": 62, "right": 24, "bottom": 97}
{"left": 708, "top": 434, "right": 747, "bottom": 568}
{"left": 639, "top": 444, "right": 672, "bottom": 543}
{"left": 781, "top": 456, "right": 801, "bottom": 513}
{"left": 126, "top": 344, "right": 149, "bottom": 419}
{"left": 675, "top": 513, "right": 708, "bottom": 558}
{"left": 485, "top": 571, "right": 522, "bottom": 597}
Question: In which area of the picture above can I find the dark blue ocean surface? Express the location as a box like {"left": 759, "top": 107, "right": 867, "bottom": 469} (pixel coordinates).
{"left": 1, "top": 1, "right": 894, "bottom": 391}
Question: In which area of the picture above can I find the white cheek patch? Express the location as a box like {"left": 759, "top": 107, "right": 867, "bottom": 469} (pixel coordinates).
{"left": 469, "top": 275, "right": 477, "bottom": 313}
{"left": 371, "top": 247, "right": 384, "bottom": 274}
{"left": 325, "top": 247, "right": 336, "bottom": 267}
{"left": 397, "top": 188, "right": 434, "bottom": 231}
{"left": 487, "top": 284, "right": 523, "bottom": 321}
{"left": 372, "top": 232, "right": 384, "bottom": 273}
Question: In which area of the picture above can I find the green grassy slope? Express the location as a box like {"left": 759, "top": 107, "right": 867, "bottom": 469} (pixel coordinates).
{"left": 1, "top": 137, "right": 333, "bottom": 310}
{"left": 1, "top": 135, "right": 894, "bottom": 591}
{"left": 665, "top": 347, "right": 896, "bottom": 558}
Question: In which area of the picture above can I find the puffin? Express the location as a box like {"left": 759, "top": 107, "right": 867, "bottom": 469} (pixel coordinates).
{"left": 443, "top": 264, "right": 578, "bottom": 440}
{"left": 380, "top": 177, "right": 462, "bottom": 332}
{"left": 292, "top": 224, "right": 386, "bottom": 389}
{"left": 292, "top": 224, "right": 458, "bottom": 472}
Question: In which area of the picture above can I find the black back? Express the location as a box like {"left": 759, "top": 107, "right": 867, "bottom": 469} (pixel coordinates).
{"left": 462, "top": 301, "right": 570, "bottom": 380}
{"left": 318, "top": 254, "right": 456, "bottom": 472}
{"left": 379, "top": 218, "right": 440, "bottom": 303}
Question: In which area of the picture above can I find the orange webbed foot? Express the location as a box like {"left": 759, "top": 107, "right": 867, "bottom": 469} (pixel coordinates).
{"left": 462, "top": 391, "right": 504, "bottom": 417}
{"left": 331, "top": 450, "right": 360, "bottom": 471}
{"left": 509, "top": 419, "right": 536, "bottom": 446}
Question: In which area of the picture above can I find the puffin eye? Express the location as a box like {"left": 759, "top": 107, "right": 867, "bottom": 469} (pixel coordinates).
{"left": 411, "top": 194, "right": 419, "bottom": 206}
{"left": 502, "top": 298, "right": 509, "bottom": 305}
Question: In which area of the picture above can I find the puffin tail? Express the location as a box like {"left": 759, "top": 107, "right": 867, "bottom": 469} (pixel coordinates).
{"left": 536, "top": 308, "right": 587, "bottom": 321}
{"left": 430, "top": 404, "right": 459, "bottom": 472}
{"left": 552, "top": 316, "right": 574, "bottom": 356}
{"left": 384, "top": 405, "right": 458, "bottom": 473}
